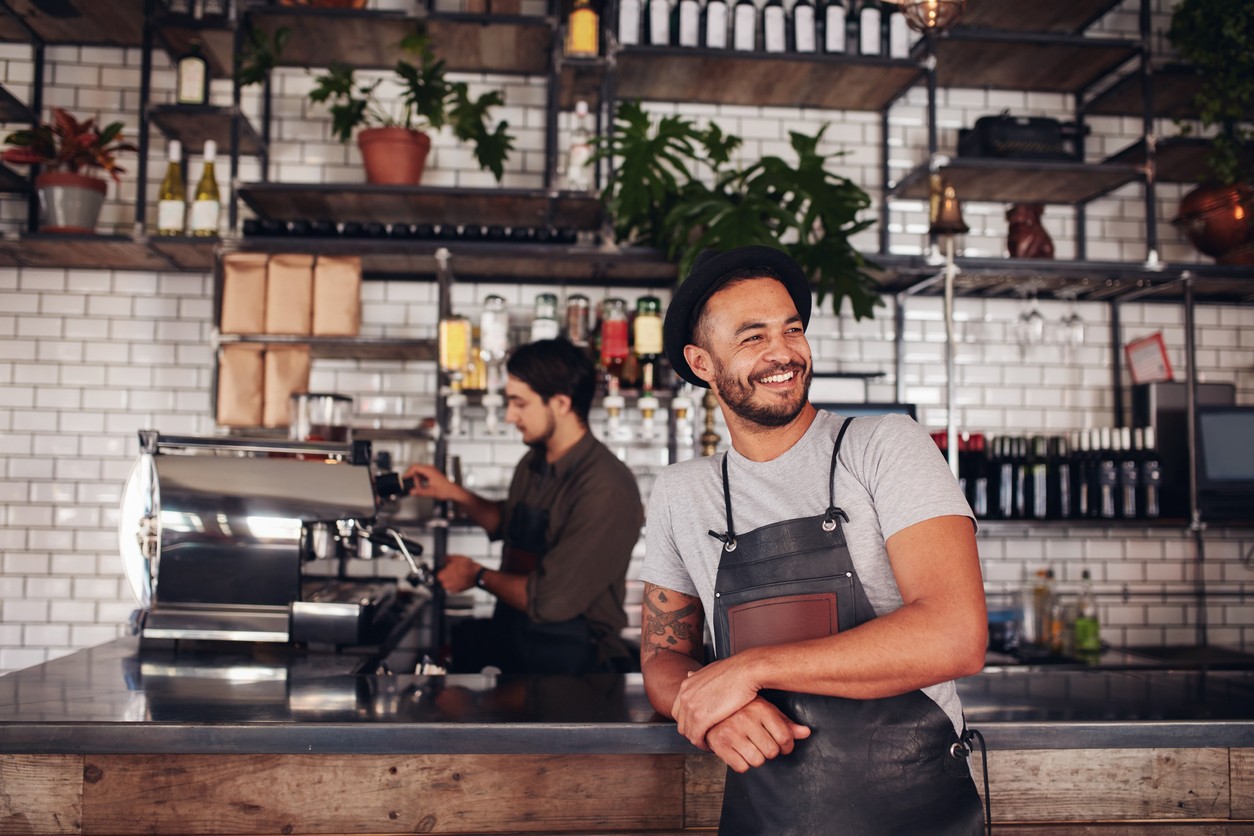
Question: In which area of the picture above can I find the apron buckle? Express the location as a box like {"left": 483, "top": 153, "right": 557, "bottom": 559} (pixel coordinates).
{"left": 822, "top": 506, "right": 850, "bottom": 531}
{"left": 707, "top": 529, "right": 737, "bottom": 552}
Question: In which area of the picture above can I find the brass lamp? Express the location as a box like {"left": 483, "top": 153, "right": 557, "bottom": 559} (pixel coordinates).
{"left": 884, "top": 0, "right": 967, "bottom": 33}
{"left": 929, "top": 173, "right": 969, "bottom": 238}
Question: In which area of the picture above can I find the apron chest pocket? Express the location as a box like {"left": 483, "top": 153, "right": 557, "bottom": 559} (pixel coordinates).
{"left": 716, "top": 574, "right": 855, "bottom": 657}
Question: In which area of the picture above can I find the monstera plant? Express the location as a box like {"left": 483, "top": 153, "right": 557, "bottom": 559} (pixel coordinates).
{"left": 595, "top": 101, "right": 882, "bottom": 320}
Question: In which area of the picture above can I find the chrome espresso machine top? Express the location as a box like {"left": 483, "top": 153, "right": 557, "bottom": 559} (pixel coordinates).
{"left": 118, "top": 430, "right": 432, "bottom": 647}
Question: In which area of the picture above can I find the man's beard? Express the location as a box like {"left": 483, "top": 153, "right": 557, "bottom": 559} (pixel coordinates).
{"left": 712, "top": 357, "right": 811, "bottom": 428}
{"left": 523, "top": 411, "right": 557, "bottom": 449}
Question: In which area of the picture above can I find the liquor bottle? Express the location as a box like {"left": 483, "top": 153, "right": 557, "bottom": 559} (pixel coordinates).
{"left": 792, "top": 0, "right": 816, "bottom": 52}
{"left": 156, "top": 140, "right": 186, "bottom": 236}
{"left": 1117, "top": 426, "right": 1139, "bottom": 519}
{"left": 480, "top": 295, "right": 510, "bottom": 386}
{"left": 821, "top": 0, "right": 846, "bottom": 53}
{"left": 633, "top": 295, "right": 663, "bottom": 392}
{"left": 566, "top": 0, "right": 600, "bottom": 57}
{"left": 645, "top": 0, "right": 671, "bottom": 45}
{"left": 702, "top": 0, "right": 729, "bottom": 48}
{"left": 1026, "top": 435, "right": 1049, "bottom": 520}
{"left": 188, "top": 140, "right": 220, "bottom": 237}
{"left": 967, "top": 433, "right": 989, "bottom": 519}
{"left": 990, "top": 436, "right": 1012, "bottom": 520}
{"left": 599, "top": 297, "right": 630, "bottom": 384}
{"left": 1076, "top": 428, "right": 1096, "bottom": 518}
{"left": 856, "top": 0, "right": 881, "bottom": 56}
{"left": 530, "top": 293, "right": 562, "bottom": 342}
{"left": 1137, "top": 427, "right": 1163, "bottom": 519}
{"left": 1029, "top": 568, "right": 1054, "bottom": 648}
{"left": 176, "top": 40, "right": 209, "bottom": 106}
{"left": 1096, "top": 426, "right": 1119, "bottom": 519}
{"left": 565, "top": 100, "right": 594, "bottom": 192}
{"left": 1072, "top": 569, "right": 1101, "bottom": 658}
{"left": 672, "top": 0, "right": 700, "bottom": 46}
{"left": 1012, "top": 436, "right": 1028, "bottom": 520}
{"left": 884, "top": 1, "right": 909, "bottom": 57}
{"left": 1048, "top": 435, "right": 1073, "bottom": 520}
{"left": 565, "top": 293, "right": 591, "bottom": 346}
{"left": 761, "top": 0, "right": 787, "bottom": 52}
{"left": 618, "top": 0, "right": 642, "bottom": 45}
{"left": 731, "top": 0, "right": 757, "bottom": 51}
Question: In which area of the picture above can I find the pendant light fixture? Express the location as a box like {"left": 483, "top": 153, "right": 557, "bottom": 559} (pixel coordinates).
{"left": 883, "top": 0, "right": 967, "bottom": 33}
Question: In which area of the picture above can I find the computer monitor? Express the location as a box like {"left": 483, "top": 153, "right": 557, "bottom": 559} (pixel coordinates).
{"left": 1195, "top": 405, "right": 1254, "bottom": 521}
{"left": 814, "top": 402, "right": 918, "bottom": 420}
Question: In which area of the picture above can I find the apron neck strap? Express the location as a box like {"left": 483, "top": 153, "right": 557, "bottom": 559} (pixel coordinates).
{"left": 708, "top": 453, "right": 738, "bottom": 552}
{"left": 823, "top": 417, "right": 856, "bottom": 530}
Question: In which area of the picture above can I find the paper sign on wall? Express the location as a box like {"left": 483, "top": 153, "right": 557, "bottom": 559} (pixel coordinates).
{"left": 1125, "top": 332, "right": 1173, "bottom": 384}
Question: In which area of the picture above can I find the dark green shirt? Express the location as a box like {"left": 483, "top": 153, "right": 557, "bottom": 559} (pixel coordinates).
{"left": 493, "top": 430, "right": 644, "bottom": 660}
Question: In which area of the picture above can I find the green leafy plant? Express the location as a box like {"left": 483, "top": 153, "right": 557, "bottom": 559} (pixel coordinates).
{"left": 2, "top": 107, "right": 138, "bottom": 181}
{"left": 595, "top": 100, "right": 882, "bottom": 320}
{"left": 236, "top": 24, "right": 290, "bottom": 88}
{"left": 1168, "top": 0, "right": 1254, "bottom": 186}
{"left": 308, "top": 29, "right": 514, "bottom": 182}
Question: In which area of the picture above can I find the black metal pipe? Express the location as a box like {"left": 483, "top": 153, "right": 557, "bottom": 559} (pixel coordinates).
{"left": 1138, "top": 0, "right": 1158, "bottom": 262}
{"left": 137, "top": 0, "right": 157, "bottom": 236}
{"left": 1182, "top": 273, "right": 1207, "bottom": 649}
{"left": 1110, "top": 299, "right": 1123, "bottom": 427}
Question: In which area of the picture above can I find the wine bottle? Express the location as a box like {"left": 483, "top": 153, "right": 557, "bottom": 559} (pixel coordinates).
{"left": 885, "top": 1, "right": 909, "bottom": 57}
{"left": 564, "top": 100, "right": 594, "bottom": 192}
{"left": 761, "top": 0, "right": 786, "bottom": 52}
{"left": 994, "top": 436, "right": 1015, "bottom": 520}
{"left": 619, "top": 0, "right": 642, "bottom": 45}
{"left": 731, "top": 0, "right": 757, "bottom": 51}
{"left": 1096, "top": 426, "right": 1119, "bottom": 519}
{"left": 633, "top": 295, "right": 663, "bottom": 392}
{"left": 1026, "top": 435, "right": 1049, "bottom": 520}
{"left": 1048, "top": 434, "right": 1073, "bottom": 520}
{"left": 176, "top": 40, "right": 209, "bottom": 106}
{"left": 822, "top": 0, "right": 846, "bottom": 53}
{"left": 703, "top": 0, "right": 729, "bottom": 47}
{"left": 1117, "top": 426, "right": 1139, "bottom": 519}
{"left": 189, "top": 140, "right": 220, "bottom": 237}
{"left": 968, "top": 433, "right": 989, "bottom": 519}
{"left": 646, "top": 0, "right": 671, "bottom": 45}
{"left": 672, "top": 0, "right": 700, "bottom": 46}
{"left": 792, "top": 0, "right": 816, "bottom": 52}
{"left": 1012, "top": 436, "right": 1028, "bottom": 520}
{"left": 856, "top": 0, "right": 881, "bottom": 56}
{"left": 1137, "top": 426, "right": 1163, "bottom": 519}
{"left": 1072, "top": 569, "right": 1101, "bottom": 657}
{"left": 566, "top": 0, "right": 600, "bottom": 57}
{"left": 156, "top": 140, "right": 186, "bottom": 237}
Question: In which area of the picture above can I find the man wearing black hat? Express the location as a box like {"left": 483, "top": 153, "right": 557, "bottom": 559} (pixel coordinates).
{"left": 639, "top": 246, "right": 988, "bottom": 834}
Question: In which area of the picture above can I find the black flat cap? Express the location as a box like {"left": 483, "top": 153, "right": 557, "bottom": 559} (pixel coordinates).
{"left": 663, "top": 245, "right": 812, "bottom": 388}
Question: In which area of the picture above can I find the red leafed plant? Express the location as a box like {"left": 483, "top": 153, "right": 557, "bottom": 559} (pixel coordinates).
{"left": 2, "top": 108, "right": 138, "bottom": 182}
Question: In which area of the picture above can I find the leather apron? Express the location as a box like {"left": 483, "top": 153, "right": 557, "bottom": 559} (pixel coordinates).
{"left": 710, "top": 418, "right": 984, "bottom": 836}
{"left": 486, "top": 502, "right": 603, "bottom": 675}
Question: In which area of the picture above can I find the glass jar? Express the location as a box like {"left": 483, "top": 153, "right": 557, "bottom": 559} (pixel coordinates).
{"left": 565, "top": 293, "right": 591, "bottom": 345}
{"left": 531, "top": 292, "right": 561, "bottom": 342}
{"left": 599, "top": 297, "right": 629, "bottom": 380}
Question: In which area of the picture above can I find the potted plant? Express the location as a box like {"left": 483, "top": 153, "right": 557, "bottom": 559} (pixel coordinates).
{"left": 596, "top": 101, "right": 882, "bottom": 320}
{"left": 309, "top": 29, "right": 514, "bottom": 185}
{"left": 2, "top": 108, "right": 138, "bottom": 234}
{"left": 1167, "top": 0, "right": 1254, "bottom": 263}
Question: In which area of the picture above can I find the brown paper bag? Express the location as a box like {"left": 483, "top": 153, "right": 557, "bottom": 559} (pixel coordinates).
{"left": 312, "top": 255, "right": 362, "bottom": 337}
{"left": 263, "top": 345, "right": 312, "bottom": 429}
{"left": 216, "top": 343, "right": 265, "bottom": 427}
{"left": 264, "top": 254, "right": 315, "bottom": 335}
{"left": 219, "top": 253, "right": 269, "bottom": 335}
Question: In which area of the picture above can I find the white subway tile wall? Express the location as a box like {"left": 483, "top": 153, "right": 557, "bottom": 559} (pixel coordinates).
{"left": 1, "top": 0, "right": 1253, "bottom": 671}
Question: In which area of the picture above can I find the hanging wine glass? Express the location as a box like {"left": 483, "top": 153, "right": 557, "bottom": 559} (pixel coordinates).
{"left": 1015, "top": 289, "right": 1045, "bottom": 353}
{"left": 1061, "top": 295, "right": 1085, "bottom": 350}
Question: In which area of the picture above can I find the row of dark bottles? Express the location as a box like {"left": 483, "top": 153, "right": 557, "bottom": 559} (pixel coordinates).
{"left": 241, "top": 218, "right": 581, "bottom": 244}
{"left": 934, "top": 427, "right": 1163, "bottom": 521}
{"left": 618, "top": 0, "right": 910, "bottom": 58}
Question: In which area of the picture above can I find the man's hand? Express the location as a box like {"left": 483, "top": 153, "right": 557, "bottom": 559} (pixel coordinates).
{"left": 703, "top": 697, "right": 812, "bottom": 773}
{"left": 404, "top": 463, "right": 458, "bottom": 502}
{"left": 438, "top": 554, "right": 481, "bottom": 593}
{"left": 671, "top": 653, "right": 766, "bottom": 747}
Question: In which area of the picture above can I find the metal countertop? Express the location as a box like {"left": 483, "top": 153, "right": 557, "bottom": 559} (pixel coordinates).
{"left": 2, "top": 638, "right": 1252, "bottom": 754}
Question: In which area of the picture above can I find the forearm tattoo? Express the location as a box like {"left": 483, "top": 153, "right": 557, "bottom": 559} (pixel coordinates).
{"left": 641, "top": 584, "right": 702, "bottom": 662}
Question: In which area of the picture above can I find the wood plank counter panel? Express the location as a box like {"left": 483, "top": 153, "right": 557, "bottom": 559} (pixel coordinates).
{"left": 0, "top": 755, "right": 81, "bottom": 835}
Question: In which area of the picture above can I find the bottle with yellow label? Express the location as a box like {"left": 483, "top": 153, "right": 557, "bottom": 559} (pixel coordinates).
{"left": 156, "top": 140, "right": 186, "bottom": 236}
{"left": 566, "top": 0, "right": 599, "bottom": 57}
{"left": 188, "top": 140, "right": 220, "bottom": 237}
{"left": 633, "top": 295, "right": 663, "bottom": 392}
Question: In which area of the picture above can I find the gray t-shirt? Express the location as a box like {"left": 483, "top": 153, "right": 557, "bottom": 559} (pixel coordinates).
{"left": 641, "top": 409, "right": 975, "bottom": 733}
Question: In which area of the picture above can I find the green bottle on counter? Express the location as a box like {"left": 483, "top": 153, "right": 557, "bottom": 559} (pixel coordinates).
{"left": 1073, "top": 569, "right": 1101, "bottom": 657}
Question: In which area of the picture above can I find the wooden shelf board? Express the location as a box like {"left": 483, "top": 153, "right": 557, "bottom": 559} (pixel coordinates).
{"left": 931, "top": 35, "right": 1137, "bottom": 93}
{"left": 148, "top": 236, "right": 218, "bottom": 271}
{"left": 958, "top": 0, "right": 1124, "bottom": 34}
{"left": 2, "top": 0, "right": 144, "bottom": 46}
{"left": 150, "top": 105, "right": 265, "bottom": 157}
{"left": 614, "top": 48, "right": 923, "bottom": 111}
{"left": 251, "top": 9, "right": 550, "bottom": 75}
{"left": 156, "top": 20, "right": 237, "bottom": 80}
{"left": 0, "top": 83, "right": 33, "bottom": 123}
{"left": 558, "top": 60, "right": 606, "bottom": 111}
{"left": 1105, "top": 137, "right": 1214, "bottom": 185}
{"left": 237, "top": 183, "right": 603, "bottom": 229}
{"left": 220, "top": 334, "right": 437, "bottom": 362}
{"left": 1085, "top": 66, "right": 1207, "bottom": 120}
{"left": 893, "top": 157, "right": 1140, "bottom": 204}
{"left": 0, "top": 233, "right": 177, "bottom": 270}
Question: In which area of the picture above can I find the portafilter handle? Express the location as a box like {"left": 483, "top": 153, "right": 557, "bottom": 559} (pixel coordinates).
{"left": 366, "top": 527, "right": 432, "bottom": 588}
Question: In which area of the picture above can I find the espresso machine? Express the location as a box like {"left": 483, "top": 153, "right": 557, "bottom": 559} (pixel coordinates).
{"left": 118, "top": 430, "right": 434, "bottom": 649}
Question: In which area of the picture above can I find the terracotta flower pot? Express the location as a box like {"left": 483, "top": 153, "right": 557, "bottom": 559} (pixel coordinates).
{"left": 35, "top": 171, "right": 107, "bottom": 234}
{"left": 357, "top": 127, "right": 432, "bottom": 186}
{"left": 1172, "top": 182, "right": 1254, "bottom": 261}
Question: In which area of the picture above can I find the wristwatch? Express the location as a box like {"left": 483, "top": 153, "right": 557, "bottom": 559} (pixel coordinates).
{"left": 474, "top": 567, "right": 488, "bottom": 590}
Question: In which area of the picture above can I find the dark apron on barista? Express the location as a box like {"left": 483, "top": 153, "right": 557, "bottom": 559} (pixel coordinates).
{"left": 477, "top": 502, "right": 603, "bottom": 675}
{"left": 709, "top": 417, "right": 984, "bottom": 836}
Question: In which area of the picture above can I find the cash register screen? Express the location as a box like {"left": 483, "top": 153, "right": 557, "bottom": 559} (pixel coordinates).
{"left": 1196, "top": 406, "right": 1254, "bottom": 520}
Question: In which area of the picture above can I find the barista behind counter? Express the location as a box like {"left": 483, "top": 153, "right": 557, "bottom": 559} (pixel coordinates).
{"left": 406, "top": 338, "right": 644, "bottom": 676}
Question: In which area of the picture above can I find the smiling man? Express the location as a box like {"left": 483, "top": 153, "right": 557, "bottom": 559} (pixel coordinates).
{"left": 406, "top": 338, "right": 643, "bottom": 675}
{"left": 640, "top": 246, "right": 989, "bottom": 835}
